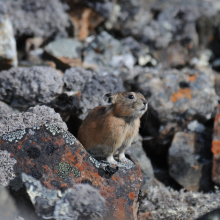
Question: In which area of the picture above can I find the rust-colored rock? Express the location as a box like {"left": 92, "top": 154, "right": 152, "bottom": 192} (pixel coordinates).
{"left": 212, "top": 105, "right": 220, "bottom": 185}
{"left": 0, "top": 124, "right": 143, "bottom": 220}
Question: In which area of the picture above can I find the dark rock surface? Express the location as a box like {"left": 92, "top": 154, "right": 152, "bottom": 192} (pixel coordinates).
{"left": 169, "top": 131, "right": 213, "bottom": 191}
{"left": 0, "top": 2, "right": 17, "bottom": 71}
{"left": 196, "top": 208, "right": 220, "bottom": 220}
{"left": 1, "top": 0, "right": 70, "bottom": 39}
{"left": 0, "top": 66, "right": 63, "bottom": 108}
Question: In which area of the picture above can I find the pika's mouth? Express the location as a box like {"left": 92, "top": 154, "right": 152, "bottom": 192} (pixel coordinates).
{"left": 140, "top": 107, "right": 146, "bottom": 111}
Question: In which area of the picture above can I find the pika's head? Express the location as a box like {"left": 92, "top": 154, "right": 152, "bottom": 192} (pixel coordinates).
{"left": 103, "top": 92, "right": 148, "bottom": 118}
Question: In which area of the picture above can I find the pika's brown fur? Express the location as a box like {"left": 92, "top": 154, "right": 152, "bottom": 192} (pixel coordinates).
{"left": 77, "top": 92, "right": 148, "bottom": 164}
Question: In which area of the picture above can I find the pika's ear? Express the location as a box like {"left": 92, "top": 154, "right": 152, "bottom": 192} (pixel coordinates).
{"left": 103, "top": 93, "right": 114, "bottom": 104}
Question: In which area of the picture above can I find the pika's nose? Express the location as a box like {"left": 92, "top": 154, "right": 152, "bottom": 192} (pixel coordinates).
{"left": 143, "top": 101, "right": 147, "bottom": 106}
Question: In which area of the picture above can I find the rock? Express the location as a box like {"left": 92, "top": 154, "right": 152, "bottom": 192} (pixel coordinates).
{"left": 0, "top": 105, "right": 67, "bottom": 136}
{"left": 0, "top": 2, "right": 17, "bottom": 71}
{"left": 187, "top": 120, "right": 205, "bottom": 133}
{"left": 105, "top": 0, "right": 218, "bottom": 68}
{"left": 69, "top": 7, "right": 104, "bottom": 40}
{"left": 121, "top": 37, "right": 157, "bottom": 67}
{"left": 2, "top": 0, "right": 70, "bottom": 39}
{"left": 54, "top": 184, "right": 106, "bottom": 220}
{"left": 126, "top": 135, "right": 154, "bottom": 192}
{"left": 44, "top": 39, "right": 83, "bottom": 71}
{"left": 63, "top": 67, "right": 125, "bottom": 120}
{"left": 139, "top": 181, "right": 220, "bottom": 220}
{"left": 21, "top": 173, "right": 106, "bottom": 219}
{"left": 0, "top": 101, "right": 14, "bottom": 120}
{"left": 131, "top": 67, "right": 217, "bottom": 128}
{"left": 0, "top": 107, "right": 143, "bottom": 220}
{"left": 0, "top": 66, "right": 63, "bottom": 108}
{"left": 169, "top": 131, "right": 213, "bottom": 191}
{"left": 0, "top": 150, "right": 16, "bottom": 186}
{"left": 105, "top": 0, "right": 152, "bottom": 39}
{"left": 83, "top": 31, "right": 136, "bottom": 75}
{"left": 66, "top": 0, "right": 114, "bottom": 19}
{"left": 196, "top": 208, "right": 220, "bottom": 220}
{"left": 211, "top": 105, "right": 220, "bottom": 185}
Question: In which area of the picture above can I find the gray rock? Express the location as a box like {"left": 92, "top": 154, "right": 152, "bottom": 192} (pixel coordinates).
{"left": 139, "top": 180, "right": 220, "bottom": 220}
{"left": 0, "top": 2, "right": 17, "bottom": 71}
{"left": 0, "top": 105, "right": 67, "bottom": 137}
{"left": 54, "top": 185, "right": 106, "bottom": 220}
{"left": 0, "top": 66, "right": 63, "bottom": 108}
{"left": 121, "top": 37, "right": 157, "bottom": 67}
{"left": 21, "top": 173, "right": 106, "bottom": 220}
{"left": 0, "top": 150, "right": 16, "bottom": 186}
{"left": 63, "top": 67, "right": 125, "bottom": 119}
{"left": 132, "top": 67, "right": 218, "bottom": 125}
{"left": 187, "top": 120, "right": 205, "bottom": 133}
{"left": 168, "top": 132, "right": 212, "bottom": 192}
{"left": 83, "top": 31, "right": 135, "bottom": 75}
{"left": 1, "top": 0, "right": 70, "bottom": 39}
{"left": 64, "top": 67, "right": 93, "bottom": 92}
{"left": 126, "top": 135, "right": 154, "bottom": 192}
{"left": 0, "top": 101, "right": 14, "bottom": 120}
{"left": 21, "top": 173, "right": 61, "bottom": 219}
{"left": 44, "top": 39, "right": 83, "bottom": 71}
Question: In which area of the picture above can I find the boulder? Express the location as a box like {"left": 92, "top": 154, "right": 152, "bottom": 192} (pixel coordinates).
{"left": 0, "top": 2, "right": 17, "bottom": 71}
{"left": 44, "top": 39, "right": 83, "bottom": 71}
{"left": 0, "top": 105, "right": 143, "bottom": 220}
{"left": 1, "top": 0, "right": 70, "bottom": 39}
{"left": 169, "top": 131, "right": 213, "bottom": 192}
{"left": 139, "top": 181, "right": 220, "bottom": 220}
{"left": 0, "top": 66, "right": 63, "bottom": 109}
{"left": 132, "top": 67, "right": 217, "bottom": 125}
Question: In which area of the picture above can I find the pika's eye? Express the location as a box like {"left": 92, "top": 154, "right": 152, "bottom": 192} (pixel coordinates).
{"left": 128, "top": 94, "right": 134, "bottom": 99}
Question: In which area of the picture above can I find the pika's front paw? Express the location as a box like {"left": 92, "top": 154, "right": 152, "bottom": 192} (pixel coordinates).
{"left": 119, "top": 153, "right": 133, "bottom": 164}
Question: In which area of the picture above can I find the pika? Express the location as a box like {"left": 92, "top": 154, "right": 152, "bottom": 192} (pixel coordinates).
{"left": 77, "top": 92, "right": 148, "bottom": 164}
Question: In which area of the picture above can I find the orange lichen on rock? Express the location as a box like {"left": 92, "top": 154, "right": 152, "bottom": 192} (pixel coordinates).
{"left": 212, "top": 140, "right": 220, "bottom": 156}
{"left": 171, "top": 88, "right": 192, "bottom": 102}
{"left": 188, "top": 75, "right": 197, "bottom": 82}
